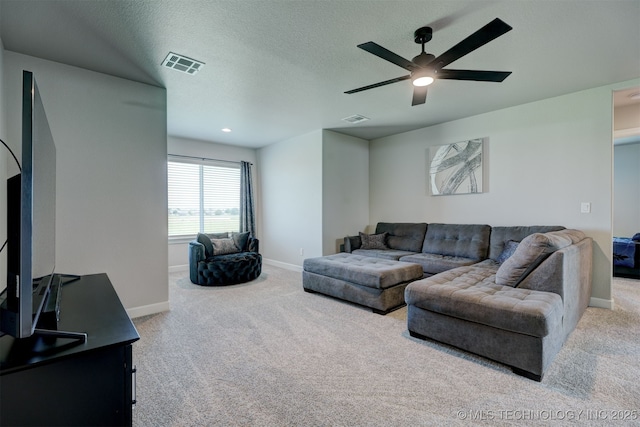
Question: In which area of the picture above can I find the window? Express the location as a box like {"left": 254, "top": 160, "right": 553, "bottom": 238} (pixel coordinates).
{"left": 167, "top": 159, "right": 240, "bottom": 238}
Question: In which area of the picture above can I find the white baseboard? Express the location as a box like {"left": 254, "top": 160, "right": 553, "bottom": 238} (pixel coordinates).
{"left": 589, "top": 297, "right": 614, "bottom": 310}
{"left": 169, "top": 264, "right": 188, "bottom": 273}
{"left": 263, "top": 258, "right": 303, "bottom": 273}
{"left": 173, "top": 259, "right": 303, "bottom": 273}
{"left": 127, "top": 300, "right": 170, "bottom": 319}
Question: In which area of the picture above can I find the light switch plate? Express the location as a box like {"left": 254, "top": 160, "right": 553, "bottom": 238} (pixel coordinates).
{"left": 580, "top": 202, "right": 591, "bottom": 214}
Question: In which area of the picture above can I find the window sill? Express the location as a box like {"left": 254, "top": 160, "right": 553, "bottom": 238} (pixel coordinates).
{"left": 168, "top": 236, "right": 195, "bottom": 245}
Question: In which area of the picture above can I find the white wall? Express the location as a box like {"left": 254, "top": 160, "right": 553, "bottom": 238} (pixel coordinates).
{"left": 167, "top": 136, "right": 257, "bottom": 270}
{"left": 4, "top": 52, "right": 168, "bottom": 316}
{"left": 370, "top": 79, "right": 640, "bottom": 307}
{"left": 613, "top": 142, "right": 640, "bottom": 236}
{"left": 322, "top": 130, "right": 369, "bottom": 254}
{"left": 258, "top": 130, "right": 323, "bottom": 269}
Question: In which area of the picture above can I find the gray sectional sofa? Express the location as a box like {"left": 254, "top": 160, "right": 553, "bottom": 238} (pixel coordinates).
{"left": 303, "top": 222, "right": 593, "bottom": 380}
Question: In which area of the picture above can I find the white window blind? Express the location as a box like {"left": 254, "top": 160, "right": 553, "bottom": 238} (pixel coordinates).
{"left": 168, "top": 158, "right": 240, "bottom": 237}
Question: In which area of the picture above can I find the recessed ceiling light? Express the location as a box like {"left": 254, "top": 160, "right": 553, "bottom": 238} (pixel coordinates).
{"left": 222, "top": 128, "right": 232, "bottom": 133}
{"left": 162, "top": 52, "right": 204, "bottom": 75}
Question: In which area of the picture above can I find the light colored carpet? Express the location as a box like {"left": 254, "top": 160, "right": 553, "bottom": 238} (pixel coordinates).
{"left": 132, "top": 266, "right": 640, "bottom": 426}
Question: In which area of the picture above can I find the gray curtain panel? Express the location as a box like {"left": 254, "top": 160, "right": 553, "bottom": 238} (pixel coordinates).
{"left": 240, "top": 161, "right": 256, "bottom": 237}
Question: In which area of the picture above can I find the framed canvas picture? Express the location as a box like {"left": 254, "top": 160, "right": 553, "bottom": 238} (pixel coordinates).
{"left": 429, "top": 138, "right": 485, "bottom": 196}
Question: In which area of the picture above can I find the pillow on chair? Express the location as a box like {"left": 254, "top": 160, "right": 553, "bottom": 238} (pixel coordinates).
{"left": 197, "top": 233, "right": 214, "bottom": 257}
{"left": 211, "top": 238, "right": 241, "bottom": 255}
{"left": 209, "top": 232, "right": 229, "bottom": 239}
{"left": 232, "top": 231, "right": 251, "bottom": 252}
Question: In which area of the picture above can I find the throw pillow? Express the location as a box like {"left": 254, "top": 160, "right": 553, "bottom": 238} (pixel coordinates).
{"left": 211, "top": 238, "right": 240, "bottom": 256}
{"left": 232, "top": 231, "right": 251, "bottom": 252}
{"left": 359, "top": 232, "right": 388, "bottom": 250}
{"left": 197, "top": 232, "right": 214, "bottom": 258}
{"left": 495, "top": 230, "right": 579, "bottom": 287}
{"left": 210, "top": 232, "right": 230, "bottom": 239}
{"left": 496, "top": 240, "right": 519, "bottom": 264}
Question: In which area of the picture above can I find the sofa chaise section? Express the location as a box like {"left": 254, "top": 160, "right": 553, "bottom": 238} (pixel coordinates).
{"left": 405, "top": 229, "right": 592, "bottom": 380}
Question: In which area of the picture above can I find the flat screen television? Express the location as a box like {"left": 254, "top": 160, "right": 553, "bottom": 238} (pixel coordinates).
{"left": 1, "top": 71, "right": 84, "bottom": 342}
{"left": 0, "top": 70, "right": 57, "bottom": 339}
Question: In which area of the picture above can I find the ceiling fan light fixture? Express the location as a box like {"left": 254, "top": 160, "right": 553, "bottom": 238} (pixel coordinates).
{"left": 413, "top": 76, "right": 434, "bottom": 87}
{"left": 412, "top": 69, "right": 434, "bottom": 87}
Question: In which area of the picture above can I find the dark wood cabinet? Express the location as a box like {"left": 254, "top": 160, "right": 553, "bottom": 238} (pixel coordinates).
{"left": 1, "top": 274, "right": 140, "bottom": 426}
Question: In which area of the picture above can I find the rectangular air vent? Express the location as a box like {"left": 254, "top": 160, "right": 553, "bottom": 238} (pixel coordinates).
{"left": 162, "top": 52, "right": 204, "bottom": 75}
{"left": 342, "top": 114, "right": 370, "bottom": 124}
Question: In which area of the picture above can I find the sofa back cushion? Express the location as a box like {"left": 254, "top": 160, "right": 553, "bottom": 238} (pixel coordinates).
{"left": 496, "top": 229, "right": 586, "bottom": 287}
{"left": 488, "top": 225, "right": 565, "bottom": 261}
{"left": 374, "top": 222, "right": 427, "bottom": 252}
{"left": 421, "top": 223, "right": 491, "bottom": 260}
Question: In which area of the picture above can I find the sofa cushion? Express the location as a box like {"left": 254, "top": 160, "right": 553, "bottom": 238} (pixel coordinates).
{"left": 211, "top": 238, "right": 240, "bottom": 256}
{"left": 375, "top": 223, "right": 428, "bottom": 252}
{"left": 303, "top": 253, "right": 423, "bottom": 290}
{"left": 399, "top": 253, "right": 479, "bottom": 275}
{"left": 359, "top": 232, "right": 388, "bottom": 249}
{"left": 405, "top": 265, "right": 563, "bottom": 338}
{"left": 496, "top": 229, "right": 585, "bottom": 287}
{"left": 488, "top": 226, "right": 565, "bottom": 261}
{"left": 421, "top": 223, "right": 491, "bottom": 260}
{"left": 352, "top": 248, "right": 418, "bottom": 261}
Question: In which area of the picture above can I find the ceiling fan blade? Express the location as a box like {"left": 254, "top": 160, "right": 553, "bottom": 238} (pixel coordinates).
{"left": 411, "top": 85, "right": 428, "bottom": 106}
{"left": 357, "top": 41, "right": 418, "bottom": 71}
{"left": 431, "top": 18, "right": 512, "bottom": 70}
{"left": 436, "top": 69, "right": 511, "bottom": 82}
{"left": 345, "top": 75, "right": 411, "bottom": 94}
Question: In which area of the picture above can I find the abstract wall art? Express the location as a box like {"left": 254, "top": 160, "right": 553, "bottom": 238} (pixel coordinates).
{"left": 429, "top": 138, "right": 485, "bottom": 196}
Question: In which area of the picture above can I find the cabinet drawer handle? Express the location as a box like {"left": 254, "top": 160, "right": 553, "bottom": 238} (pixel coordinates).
{"left": 132, "top": 366, "right": 137, "bottom": 407}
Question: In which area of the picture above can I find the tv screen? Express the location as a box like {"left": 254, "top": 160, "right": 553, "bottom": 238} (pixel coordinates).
{"left": 1, "top": 70, "right": 56, "bottom": 338}
{"left": 25, "top": 71, "right": 57, "bottom": 290}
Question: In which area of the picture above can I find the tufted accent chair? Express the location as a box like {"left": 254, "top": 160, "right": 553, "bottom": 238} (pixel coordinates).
{"left": 189, "top": 234, "right": 262, "bottom": 286}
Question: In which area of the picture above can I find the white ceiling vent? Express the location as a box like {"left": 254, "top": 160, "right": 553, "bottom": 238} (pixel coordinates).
{"left": 162, "top": 52, "right": 204, "bottom": 75}
{"left": 341, "top": 114, "right": 370, "bottom": 124}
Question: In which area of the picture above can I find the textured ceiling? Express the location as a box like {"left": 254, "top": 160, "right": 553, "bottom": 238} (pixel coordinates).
{"left": 1, "top": 0, "right": 639, "bottom": 148}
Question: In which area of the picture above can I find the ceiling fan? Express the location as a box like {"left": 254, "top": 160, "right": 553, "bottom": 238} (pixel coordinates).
{"left": 345, "top": 18, "right": 513, "bottom": 106}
